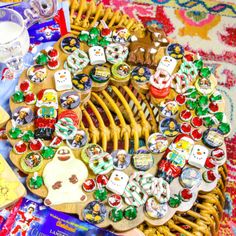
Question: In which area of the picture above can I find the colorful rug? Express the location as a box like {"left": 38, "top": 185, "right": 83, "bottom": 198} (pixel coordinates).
{"left": 101, "top": 0, "right": 236, "bottom": 235}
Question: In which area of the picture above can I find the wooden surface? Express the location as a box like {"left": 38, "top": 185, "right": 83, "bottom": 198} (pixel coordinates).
{"left": 0, "top": 106, "right": 10, "bottom": 129}
{"left": 6, "top": 33, "right": 228, "bottom": 231}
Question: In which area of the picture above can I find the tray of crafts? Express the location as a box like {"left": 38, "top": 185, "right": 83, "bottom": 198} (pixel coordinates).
{"left": 5, "top": 21, "right": 230, "bottom": 232}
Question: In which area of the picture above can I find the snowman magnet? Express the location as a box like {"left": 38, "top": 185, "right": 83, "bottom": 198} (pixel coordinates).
{"left": 106, "top": 170, "right": 129, "bottom": 195}
{"left": 54, "top": 70, "right": 72, "bottom": 91}
{"left": 88, "top": 46, "right": 106, "bottom": 65}
{"left": 188, "top": 144, "right": 209, "bottom": 168}
{"left": 157, "top": 56, "right": 177, "bottom": 75}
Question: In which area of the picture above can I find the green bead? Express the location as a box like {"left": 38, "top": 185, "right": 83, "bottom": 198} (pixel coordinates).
{"left": 89, "top": 27, "right": 100, "bottom": 37}
{"left": 29, "top": 175, "right": 43, "bottom": 189}
{"left": 36, "top": 53, "right": 48, "bottom": 65}
{"left": 200, "top": 67, "right": 211, "bottom": 78}
{"left": 88, "top": 36, "right": 99, "bottom": 46}
{"left": 214, "top": 112, "right": 226, "bottom": 123}
{"left": 41, "top": 146, "right": 55, "bottom": 159}
{"left": 109, "top": 208, "right": 123, "bottom": 222}
{"left": 168, "top": 194, "right": 182, "bottom": 208}
{"left": 186, "top": 100, "right": 197, "bottom": 110}
{"left": 218, "top": 123, "right": 230, "bottom": 135}
{"left": 99, "top": 37, "right": 110, "bottom": 47}
{"left": 210, "top": 92, "right": 222, "bottom": 102}
{"left": 185, "top": 87, "right": 198, "bottom": 99}
{"left": 194, "top": 59, "right": 203, "bottom": 70}
{"left": 198, "top": 96, "right": 209, "bottom": 107}
{"left": 203, "top": 117, "right": 215, "bottom": 128}
{"left": 94, "top": 188, "right": 108, "bottom": 201}
{"left": 12, "top": 91, "right": 24, "bottom": 103}
{"left": 195, "top": 106, "right": 208, "bottom": 116}
{"left": 124, "top": 206, "right": 137, "bottom": 220}
{"left": 9, "top": 127, "right": 23, "bottom": 139}
{"left": 79, "top": 33, "right": 89, "bottom": 42}
{"left": 22, "top": 130, "right": 34, "bottom": 142}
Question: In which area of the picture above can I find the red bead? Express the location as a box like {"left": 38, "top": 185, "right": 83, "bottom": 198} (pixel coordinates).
{"left": 204, "top": 157, "right": 216, "bottom": 169}
{"left": 208, "top": 102, "right": 219, "bottom": 113}
{"left": 184, "top": 54, "right": 194, "bottom": 61}
{"left": 181, "top": 188, "right": 192, "bottom": 200}
{"left": 180, "top": 122, "right": 191, "bottom": 134}
{"left": 191, "top": 116, "right": 203, "bottom": 128}
{"left": 24, "top": 93, "right": 35, "bottom": 103}
{"left": 180, "top": 110, "right": 192, "bottom": 121}
{"left": 191, "top": 129, "right": 202, "bottom": 141}
{"left": 29, "top": 139, "right": 43, "bottom": 151}
{"left": 96, "top": 174, "right": 109, "bottom": 188}
{"left": 19, "top": 80, "right": 30, "bottom": 92}
{"left": 101, "top": 28, "right": 111, "bottom": 37}
{"left": 83, "top": 178, "right": 96, "bottom": 192}
{"left": 207, "top": 170, "right": 216, "bottom": 182}
{"left": 175, "top": 94, "right": 186, "bottom": 105}
{"left": 14, "top": 141, "right": 27, "bottom": 154}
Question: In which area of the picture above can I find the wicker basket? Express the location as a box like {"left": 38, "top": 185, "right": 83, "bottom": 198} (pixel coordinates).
{"left": 69, "top": 1, "right": 227, "bottom": 235}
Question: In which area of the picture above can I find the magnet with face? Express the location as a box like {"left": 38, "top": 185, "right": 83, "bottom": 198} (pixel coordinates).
{"left": 147, "top": 133, "right": 168, "bottom": 154}
{"left": 20, "top": 152, "right": 43, "bottom": 173}
{"left": 12, "top": 107, "right": 34, "bottom": 126}
{"left": 72, "top": 74, "right": 92, "bottom": 93}
{"left": 157, "top": 56, "right": 177, "bottom": 75}
{"left": 131, "top": 66, "right": 151, "bottom": 84}
{"left": 27, "top": 65, "right": 47, "bottom": 83}
{"left": 83, "top": 201, "right": 107, "bottom": 224}
{"left": 123, "top": 181, "right": 148, "bottom": 207}
{"left": 203, "top": 128, "right": 224, "bottom": 148}
{"left": 195, "top": 77, "right": 215, "bottom": 95}
{"left": 60, "top": 91, "right": 80, "bottom": 110}
{"left": 61, "top": 36, "right": 80, "bottom": 54}
{"left": 54, "top": 69, "right": 72, "bottom": 92}
{"left": 88, "top": 46, "right": 106, "bottom": 65}
{"left": 81, "top": 144, "right": 103, "bottom": 164}
{"left": 132, "top": 152, "right": 154, "bottom": 171}
{"left": 55, "top": 117, "right": 77, "bottom": 140}
{"left": 179, "top": 167, "right": 202, "bottom": 188}
{"left": 145, "top": 197, "right": 168, "bottom": 219}
{"left": 159, "top": 118, "right": 180, "bottom": 137}
{"left": 111, "top": 149, "right": 131, "bottom": 170}
{"left": 159, "top": 100, "right": 179, "bottom": 118}
{"left": 166, "top": 43, "right": 184, "bottom": 60}
{"left": 188, "top": 145, "right": 209, "bottom": 168}
{"left": 106, "top": 170, "right": 129, "bottom": 195}
{"left": 89, "top": 152, "right": 113, "bottom": 175}
{"left": 66, "top": 130, "right": 88, "bottom": 149}
{"left": 90, "top": 65, "right": 110, "bottom": 83}
{"left": 36, "top": 89, "right": 58, "bottom": 109}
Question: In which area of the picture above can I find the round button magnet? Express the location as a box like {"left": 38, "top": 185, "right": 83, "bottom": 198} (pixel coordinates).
{"left": 60, "top": 91, "right": 80, "bottom": 110}
{"left": 83, "top": 201, "right": 107, "bottom": 224}
{"left": 81, "top": 144, "right": 103, "bottom": 164}
{"left": 111, "top": 62, "right": 131, "bottom": 81}
{"left": 179, "top": 167, "right": 202, "bottom": 189}
{"left": 20, "top": 152, "right": 43, "bottom": 173}
{"left": 72, "top": 74, "right": 92, "bottom": 93}
{"left": 66, "top": 130, "right": 88, "bottom": 149}
{"left": 159, "top": 118, "right": 179, "bottom": 137}
{"left": 61, "top": 36, "right": 80, "bottom": 54}
{"left": 131, "top": 66, "right": 151, "bottom": 84}
{"left": 145, "top": 197, "right": 168, "bottom": 219}
{"left": 12, "top": 106, "right": 34, "bottom": 126}
{"left": 90, "top": 65, "right": 110, "bottom": 83}
{"left": 147, "top": 133, "right": 168, "bottom": 154}
{"left": 111, "top": 149, "right": 131, "bottom": 170}
{"left": 27, "top": 64, "right": 47, "bottom": 84}
{"left": 166, "top": 43, "right": 184, "bottom": 60}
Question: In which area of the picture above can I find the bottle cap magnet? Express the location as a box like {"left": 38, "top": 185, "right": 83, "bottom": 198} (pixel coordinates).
{"left": 111, "top": 149, "right": 131, "bottom": 170}
{"left": 159, "top": 100, "right": 179, "bottom": 118}
{"left": 202, "top": 128, "right": 224, "bottom": 148}
{"left": 72, "top": 74, "right": 92, "bottom": 93}
{"left": 111, "top": 62, "right": 131, "bottom": 80}
{"left": 90, "top": 65, "right": 111, "bottom": 83}
{"left": 147, "top": 133, "right": 168, "bottom": 154}
{"left": 12, "top": 107, "right": 34, "bottom": 126}
{"left": 81, "top": 143, "right": 103, "bottom": 164}
{"left": 83, "top": 201, "right": 107, "bottom": 224}
{"left": 66, "top": 130, "right": 88, "bottom": 149}
{"left": 166, "top": 43, "right": 184, "bottom": 60}
{"left": 60, "top": 91, "right": 80, "bottom": 110}
{"left": 131, "top": 66, "right": 151, "bottom": 84}
{"left": 27, "top": 65, "right": 47, "bottom": 84}
{"left": 61, "top": 36, "right": 80, "bottom": 54}
{"left": 20, "top": 152, "right": 43, "bottom": 173}
{"left": 179, "top": 167, "right": 202, "bottom": 188}
{"left": 195, "top": 76, "right": 215, "bottom": 95}
{"left": 159, "top": 118, "right": 179, "bottom": 137}
{"left": 132, "top": 152, "right": 154, "bottom": 171}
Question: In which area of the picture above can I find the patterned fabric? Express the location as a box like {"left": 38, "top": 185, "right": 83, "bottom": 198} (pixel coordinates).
{"left": 101, "top": 0, "right": 236, "bottom": 235}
